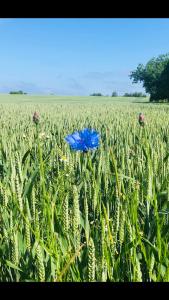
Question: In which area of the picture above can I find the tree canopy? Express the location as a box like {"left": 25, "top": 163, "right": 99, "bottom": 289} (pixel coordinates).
{"left": 9, "top": 90, "right": 27, "bottom": 95}
{"left": 123, "top": 92, "right": 146, "bottom": 97}
{"left": 130, "top": 53, "right": 169, "bottom": 102}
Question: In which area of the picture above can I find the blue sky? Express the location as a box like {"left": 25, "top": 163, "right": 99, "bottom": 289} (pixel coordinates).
{"left": 0, "top": 18, "right": 169, "bottom": 96}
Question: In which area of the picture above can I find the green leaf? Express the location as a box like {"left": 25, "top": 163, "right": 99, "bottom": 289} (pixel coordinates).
{"left": 5, "top": 260, "right": 23, "bottom": 272}
{"left": 141, "top": 237, "right": 159, "bottom": 260}
{"left": 22, "top": 149, "right": 31, "bottom": 165}
{"left": 164, "top": 153, "right": 169, "bottom": 163}
{"left": 160, "top": 264, "right": 166, "bottom": 278}
{"left": 23, "top": 167, "right": 39, "bottom": 198}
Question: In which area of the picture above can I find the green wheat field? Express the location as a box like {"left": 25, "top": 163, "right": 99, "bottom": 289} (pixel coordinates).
{"left": 0, "top": 94, "right": 169, "bottom": 282}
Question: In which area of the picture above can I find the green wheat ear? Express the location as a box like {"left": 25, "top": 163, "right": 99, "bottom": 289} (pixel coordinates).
{"left": 119, "top": 210, "right": 125, "bottom": 249}
{"left": 31, "top": 188, "right": 36, "bottom": 226}
{"left": 15, "top": 175, "right": 23, "bottom": 212}
{"left": 63, "top": 194, "right": 69, "bottom": 233}
{"left": 135, "top": 257, "right": 142, "bottom": 282}
{"left": 72, "top": 185, "right": 80, "bottom": 235}
{"left": 2, "top": 187, "right": 8, "bottom": 208}
{"left": 10, "top": 210, "right": 13, "bottom": 234}
{"left": 11, "top": 233, "right": 19, "bottom": 266}
{"left": 3, "top": 227, "right": 9, "bottom": 244}
{"left": 72, "top": 185, "right": 81, "bottom": 251}
{"left": 88, "top": 238, "right": 96, "bottom": 282}
{"left": 25, "top": 217, "right": 31, "bottom": 252}
{"left": 114, "top": 188, "right": 120, "bottom": 242}
{"left": 15, "top": 152, "right": 23, "bottom": 184}
{"left": 36, "top": 244, "right": 45, "bottom": 282}
{"left": 35, "top": 209, "right": 40, "bottom": 237}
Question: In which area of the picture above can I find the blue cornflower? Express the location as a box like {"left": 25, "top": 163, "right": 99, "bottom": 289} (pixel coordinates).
{"left": 65, "top": 128, "right": 100, "bottom": 152}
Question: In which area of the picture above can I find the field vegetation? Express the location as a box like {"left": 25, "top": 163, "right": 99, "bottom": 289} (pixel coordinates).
{"left": 0, "top": 95, "right": 169, "bottom": 282}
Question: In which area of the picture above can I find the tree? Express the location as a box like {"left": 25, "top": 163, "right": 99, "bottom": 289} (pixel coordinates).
{"left": 156, "top": 61, "right": 169, "bottom": 101}
{"left": 123, "top": 92, "right": 146, "bottom": 97}
{"left": 90, "top": 93, "right": 103, "bottom": 96}
{"left": 9, "top": 90, "right": 26, "bottom": 95}
{"left": 130, "top": 53, "right": 169, "bottom": 101}
{"left": 112, "top": 91, "right": 118, "bottom": 97}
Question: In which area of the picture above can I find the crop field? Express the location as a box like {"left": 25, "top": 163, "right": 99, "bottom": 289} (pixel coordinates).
{"left": 0, "top": 94, "right": 169, "bottom": 282}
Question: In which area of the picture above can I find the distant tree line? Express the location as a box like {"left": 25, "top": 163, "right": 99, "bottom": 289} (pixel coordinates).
{"left": 123, "top": 92, "right": 146, "bottom": 97}
{"left": 111, "top": 91, "right": 118, "bottom": 97}
{"left": 130, "top": 53, "right": 169, "bottom": 102}
{"left": 90, "top": 91, "right": 146, "bottom": 97}
{"left": 9, "top": 90, "right": 27, "bottom": 95}
{"left": 90, "top": 93, "right": 103, "bottom": 96}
